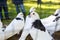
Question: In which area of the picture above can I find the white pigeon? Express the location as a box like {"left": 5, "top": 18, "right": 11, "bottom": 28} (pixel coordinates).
{"left": 29, "top": 11, "right": 53, "bottom": 40}
{"left": 19, "top": 11, "right": 53, "bottom": 40}
{"left": 41, "top": 9, "right": 60, "bottom": 35}
{"left": 4, "top": 12, "right": 24, "bottom": 39}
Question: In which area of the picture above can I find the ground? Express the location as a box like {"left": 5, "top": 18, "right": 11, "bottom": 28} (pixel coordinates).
{"left": 6, "top": 30, "right": 60, "bottom": 40}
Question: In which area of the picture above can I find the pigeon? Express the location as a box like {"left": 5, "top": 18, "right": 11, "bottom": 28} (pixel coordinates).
{"left": 29, "top": 11, "right": 53, "bottom": 40}
{"left": 41, "top": 9, "right": 60, "bottom": 35}
{"left": 4, "top": 12, "right": 24, "bottom": 39}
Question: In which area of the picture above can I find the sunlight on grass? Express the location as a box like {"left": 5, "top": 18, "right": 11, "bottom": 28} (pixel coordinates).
{"left": 42, "top": 0, "right": 50, "bottom": 2}
{"left": 24, "top": 3, "right": 60, "bottom": 9}
{"left": 42, "top": 0, "right": 60, "bottom": 3}
{"left": 41, "top": 5, "right": 60, "bottom": 9}
{"left": 24, "top": 3, "right": 37, "bottom": 8}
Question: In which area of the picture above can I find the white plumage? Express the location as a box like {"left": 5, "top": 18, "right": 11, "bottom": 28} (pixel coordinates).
{"left": 41, "top": 9, "right": 60, "bottom": 35}
{"left": 54, "top": 9, "right": 60, "bottom": 16}
{"left": 4, "top": 12, "right": 24, "bottom": 39}
{"left": 41, "top": 15, "right": 56, "bottom": 25}
{"left": 30, "top": 27, "right": 53, "bottom": 40}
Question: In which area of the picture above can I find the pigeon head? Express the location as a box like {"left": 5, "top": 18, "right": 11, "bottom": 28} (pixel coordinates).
{"left": 29, "top": 7, "right": 36, "bottom": 15}
{"left": 53, "top": 9, "right": 60, "bottom": 22}
{"left": 16, "top": 12, "right": 24, "bottom": 18}
{"left": 29, "top": 11, "right": 46, "bottom": 32}
{"left": 29, "top": 11, "right": 40, "bottom": 20}
{"left": 16, "top": 12, "right": 24, "bottom": 20}
{"left": 54, "top": 9, "right": 60, "bottom": 17}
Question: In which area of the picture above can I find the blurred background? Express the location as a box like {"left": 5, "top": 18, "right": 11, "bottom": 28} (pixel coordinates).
{"left": 0, "top": 0, "right": 60, "bottom": 40}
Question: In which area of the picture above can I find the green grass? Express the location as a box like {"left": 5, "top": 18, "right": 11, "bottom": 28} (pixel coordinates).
{"left": 2, "top": 1, "right": 60, "bottom": 25}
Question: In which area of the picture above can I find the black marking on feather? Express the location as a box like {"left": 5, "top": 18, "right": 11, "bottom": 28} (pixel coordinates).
{"left": 32, "top": 19, "right": 46, "bottom": 32}
{"left": 54, "top": 13, "right": 58, "bottom": 16}
{"left": 53, "top": 16, "right": 60, "bottom": 22}
{"left": 16, "top": 17, "right": 23, "bottom": 21}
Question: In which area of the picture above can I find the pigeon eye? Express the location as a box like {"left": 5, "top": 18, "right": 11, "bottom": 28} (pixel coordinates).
{"left": 33, "top": 13, "right": 35, "bottom": 15}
